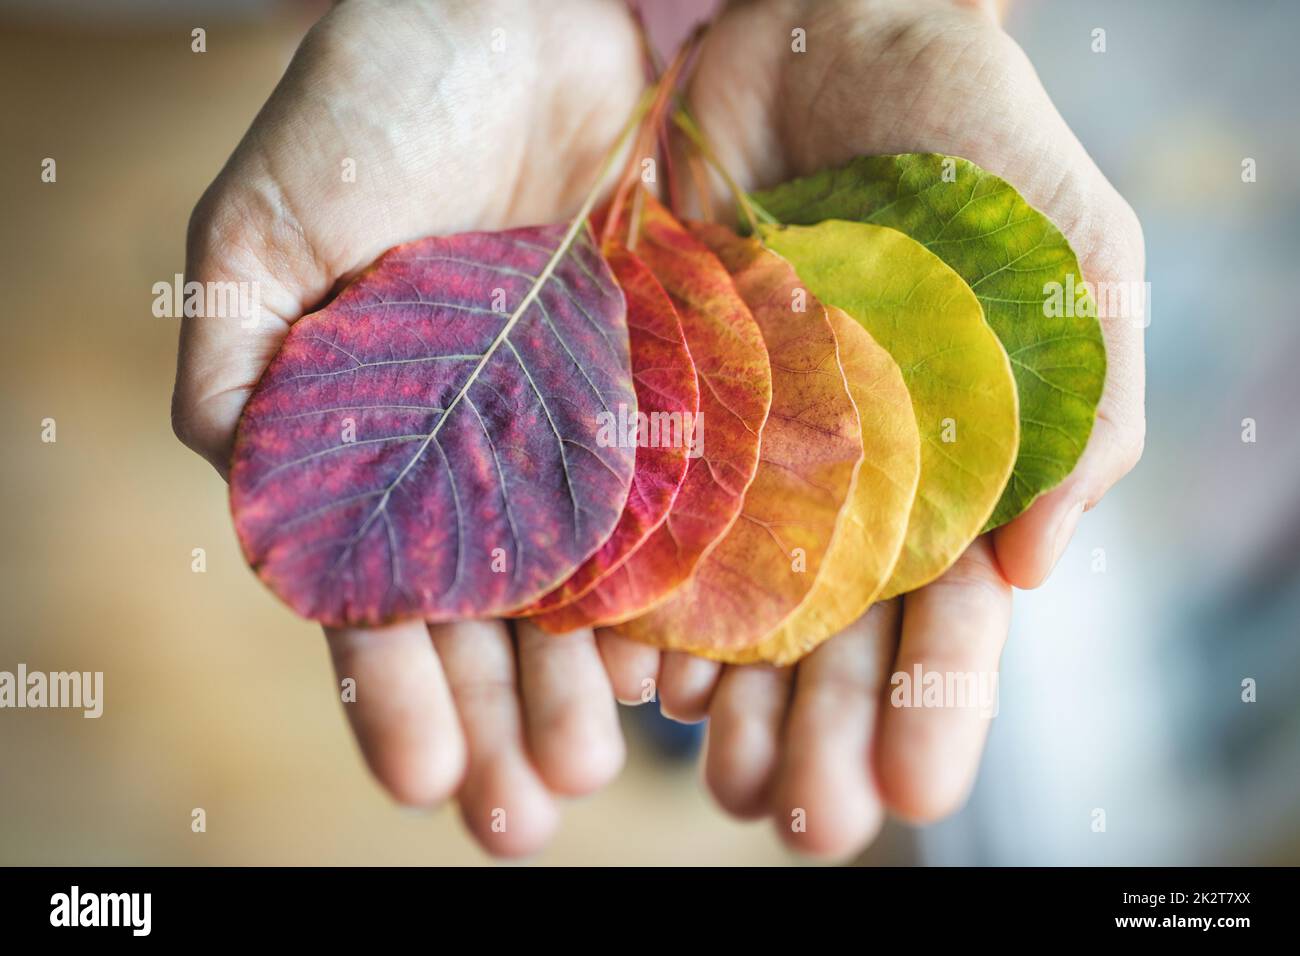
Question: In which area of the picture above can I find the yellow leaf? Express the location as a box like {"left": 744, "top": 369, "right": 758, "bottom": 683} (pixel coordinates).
{"left": 737, "top": 306, "right": 919, "bottom": 665}
{"left": 762, "top": 221, "right": 1018, "bottom": 596}
{"left": 615, "top": 227, "right": 862, "bottom": 660}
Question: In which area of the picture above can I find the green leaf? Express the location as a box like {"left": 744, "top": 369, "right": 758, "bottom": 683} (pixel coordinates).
{"left": 761, "top": 221, "right": 1018, "bottom": 596}
{"left": 752, "top": 154, "right": 1106, "bottom": 529}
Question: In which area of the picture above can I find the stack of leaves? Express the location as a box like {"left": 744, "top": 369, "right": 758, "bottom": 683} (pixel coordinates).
{"left": 229, "top": 97, "right": 1104, "bottom": 666}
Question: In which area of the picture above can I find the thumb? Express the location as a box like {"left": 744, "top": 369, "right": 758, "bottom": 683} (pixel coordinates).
{"left": 994, "top": 187, "right": 1147, "bottom": 588}
{"left": 171, "top": 174, "right": 330, "bottom": 479}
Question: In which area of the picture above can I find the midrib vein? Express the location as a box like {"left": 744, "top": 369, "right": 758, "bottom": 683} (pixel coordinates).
{"left": 352, "top": 219, "right": 599, "bottom": 555}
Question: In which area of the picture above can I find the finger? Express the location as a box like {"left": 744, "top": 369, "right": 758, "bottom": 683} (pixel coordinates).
{"left": 994, "top": 246, "right": 1147, "bottom": 588}
{"left": 515, "top": 621, "right": 625, "bottom": 796}
{"left": 994, "top": 395, "right": 1145, "bottom": 588}
{"left": 771, "top": 601, "right": 898, "bottom": 859}
{"left": 595, "top": 630, "right": 661, "bottom": 705}
{"left": 324, "top": 620, "right": 466, "bottom": 807}
{"left": 657, "top": 651, "right": 722, "bottom": 723}
{"left": 875, "top": 538, "right": 1011, "bottom": 822}
{"left": 431, "top": 619, "right": 559, "bottom": 858}
{"left": 995, "top": 179, "right": 1146, "bottom": 587}
{"left": 985, "top": 72, "right": 1146, "bottom": 589}
{"left": 703, "top": 664, "right": 793, "bottom": 819}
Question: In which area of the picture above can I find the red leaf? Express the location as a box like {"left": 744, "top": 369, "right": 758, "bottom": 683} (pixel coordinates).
{"left": 230, "top": 224, "right": 636, "bottom": 626}
{"left": 533, "top": 194, "right": 772, "bottom": 629}
{"left": 615, "top": 226, "right": 863, "bottom": 660}
{"left": 522, "top": 239, "right": 698, "bottom": 624}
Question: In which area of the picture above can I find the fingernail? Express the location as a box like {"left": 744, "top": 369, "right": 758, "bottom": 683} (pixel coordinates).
{"left": 1048, "top": 500, "right": 1085, "bottom": 574}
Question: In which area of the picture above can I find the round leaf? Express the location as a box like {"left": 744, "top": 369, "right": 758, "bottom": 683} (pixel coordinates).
{"left": 753, "top": 154, "right": 1105, "bottom": 528}
{"left": 230, "top": 224, "right": 636, "bottom": 626}
{"left": 762, "top": 220, "right": 1019, "bottom": 597}
{"left": 540, "top": 195, "right": 772, "bottom": 629}
{"left": 524, "top": 240, "right": 698, "bottom": 626}
{"left": 616, "top": 227, "right": 862, "bottom": 660}
{"left": 740, "top": 305, "right": 919, "bottom": 665}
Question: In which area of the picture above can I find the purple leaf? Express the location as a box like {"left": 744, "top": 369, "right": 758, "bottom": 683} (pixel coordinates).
{"left": 230, "top": 223, "right": 636, "bottom": 626}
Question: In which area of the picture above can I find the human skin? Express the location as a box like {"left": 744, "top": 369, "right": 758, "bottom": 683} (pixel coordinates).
{"left": 173, "top": 0, "right": 1144, "bottom": 860}
{"left": 173, "top": 0, "right": 646, "bottom": 858}
{"left": 596, "top": 0, "right": 1145, "bottom": 858}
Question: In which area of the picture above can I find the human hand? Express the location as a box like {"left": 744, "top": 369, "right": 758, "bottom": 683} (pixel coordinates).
{"left": 595, "top": 0, "right": 1145, "bottom": 859}
{"left": 171, "top": 0, "right": 644, "bottom": 857}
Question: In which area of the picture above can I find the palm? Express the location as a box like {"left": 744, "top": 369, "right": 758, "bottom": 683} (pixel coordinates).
{"left": 691, "top": 2, "right": 1008, "bottom": 182}
{"left": 240, "top": 0, "right": 641, "bottom": 277}
{"left": 174, "top": 0, "right": 644, "bottom": 859}
{"left": 689, "top": 2, "right": 1143, "bottom": 593}
{"left": 605, "top": 0, "right": 1141, "bottom": 857}
{"left": 178, "top": 0, "right": 642, "bottom": 468}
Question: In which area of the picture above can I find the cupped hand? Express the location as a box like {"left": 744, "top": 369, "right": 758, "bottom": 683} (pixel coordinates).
{"left": 172, "top": 0, "right": 644, "bottom": 857}
{"left": 596, "top": 0, "right": 1146, "bottom": 859}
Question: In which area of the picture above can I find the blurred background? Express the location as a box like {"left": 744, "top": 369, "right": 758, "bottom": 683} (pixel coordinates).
{"left": 1, "top": 0, "right": 1296, "bottom": 865}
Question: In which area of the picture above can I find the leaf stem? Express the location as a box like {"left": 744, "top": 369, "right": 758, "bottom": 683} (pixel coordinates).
{"left": 600, "top": 29, "right": 704, "bottom": 247}
{"left": 589, "top": 84, "right": 657, "bottom": 230}
{"left": 670, "top": 108, "right": 778, "bottom": 233}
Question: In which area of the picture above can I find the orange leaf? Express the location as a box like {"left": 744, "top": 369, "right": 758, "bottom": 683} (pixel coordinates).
{"left": 535, "top": 195, "right": 772, "bottom": 630}
{"left": 614, "top": 226, "right": 862, "bottom": 660}
{"left": 735, "top": 305, "right": 920, "bottom": 664}
{"left": 524, "top": 240, "right": 699, "bottom": 626}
